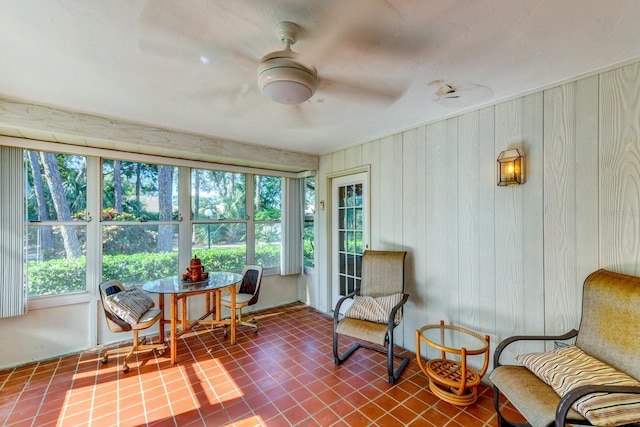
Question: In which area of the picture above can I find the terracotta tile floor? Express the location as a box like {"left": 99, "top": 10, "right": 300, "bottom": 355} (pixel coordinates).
{"left": 0, "top": 302, "right": 523, "bottom": 426}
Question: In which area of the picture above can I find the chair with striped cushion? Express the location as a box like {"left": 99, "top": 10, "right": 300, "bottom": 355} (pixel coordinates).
{"left": 332, "top": 250, "right": 409, "bottom": 384}
{"left": 99, "top": 280, "right": 165, "bottom": 373}
{"left": 490, "top": 269, "right": 640, "bottom": 427}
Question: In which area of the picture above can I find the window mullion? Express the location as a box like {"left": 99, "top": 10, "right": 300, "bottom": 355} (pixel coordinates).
{"left": 86, "top": 156, "right": 101, "bottom": 295}
{"left": 246, "top": 173, "right": 255, "bottom": 264}
{"left": 178, "top": 166, "right": 192, "bottom": 271}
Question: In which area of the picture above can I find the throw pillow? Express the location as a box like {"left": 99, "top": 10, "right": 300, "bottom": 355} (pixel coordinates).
{"left": 516, "top": 345, "right": 640, "bottom": 427}
{"left": 344, "top": 293, "right": 403, "bottom": 324}
{"left": 104, "top": 287, "right": 154, "bottom": 324}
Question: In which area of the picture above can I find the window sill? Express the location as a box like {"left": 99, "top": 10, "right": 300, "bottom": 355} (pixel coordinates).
{"left": 28, "top": 291, "right": 94, "bottom": 311}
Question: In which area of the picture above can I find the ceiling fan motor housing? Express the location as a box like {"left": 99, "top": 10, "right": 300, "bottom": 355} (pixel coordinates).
{"left": 257, "top": 55, "right": 318, "bottom": 104}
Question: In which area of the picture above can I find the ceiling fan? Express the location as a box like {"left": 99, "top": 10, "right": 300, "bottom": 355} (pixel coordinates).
{"left": 137, "top": 1, "right": 409, "bottom": 110}
{"left": 257, "top": 21, "right": 318, "bottom": 105}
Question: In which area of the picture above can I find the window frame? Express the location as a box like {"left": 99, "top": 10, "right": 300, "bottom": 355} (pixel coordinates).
{"left": 15, "top": 141, "right": 307, "bottom": 310}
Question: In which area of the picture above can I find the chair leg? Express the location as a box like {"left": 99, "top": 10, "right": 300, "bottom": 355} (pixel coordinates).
{"left": 224, "top": 307, "right": 258, "bottom": 337}
{"left": 100, "top": 331, "right": 165, "bottom": 374}
{"left": 333, "top": 329, "right": 409, "bottom": 384}
{"left": 239, "top": 308, "right": 258, "bottom": 332}
{"left": 492, "top": 387, "right": 528, "bottom": 427}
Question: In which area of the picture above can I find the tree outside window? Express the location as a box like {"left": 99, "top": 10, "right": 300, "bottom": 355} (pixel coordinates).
{"left": 190, "top": 169, "right": 247, "bottom": 271}
{"left": 254, "top": 175, "right": 282, "bottom": 269}
{"left": 25, "top": 151, "right": 87, "bottom": 297}
{"left": 101, "top": 159, "right": 179, "bottom": 285}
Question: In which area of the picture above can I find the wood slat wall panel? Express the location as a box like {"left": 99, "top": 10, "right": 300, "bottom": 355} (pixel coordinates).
{"left": 493, "top": 98, "right": 531, "bottom": 359}
{"left": 317, "top": 60, "right": 640, "bottom": 374}
{"left": 521, "top": 93, "right": 545, "bottom": 353}
{"left": 446, "top": 118, "right": 460, "bottom": 328}
{"left": 423, "top": 121, "right": 451, "bottom": 359}
{"left": 574, "top": 76, "right": 599, "bottom": 321}
{"left": 476, "top": 106, "right": 498, "bottom": 367}
{"left": 400, "top": 127, "right": 425, "bottom": 349}
{"left": 364, "top": 139, "right": 381, "bottom": 250}
{"left": 599, "top": 63, "right": 640, "bottom": 274}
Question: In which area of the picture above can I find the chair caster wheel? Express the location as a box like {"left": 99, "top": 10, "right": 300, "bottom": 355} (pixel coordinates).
{"left": 253, "top": 328, "right": 258, "bottom": 334}
{"left": 122, "top": 364, "right": 129, "bottom": 373}
{"left": 158, "top": 349, "right": 165, "bottom": 356}
{"left": 223, "top": 331, "right": 228, "bottom": 338}
{"left": 101, "top": 355, "right": 108, "bottom": 365}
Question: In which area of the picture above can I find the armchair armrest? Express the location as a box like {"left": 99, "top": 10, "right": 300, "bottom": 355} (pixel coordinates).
{"left": 556, "top": 384, "right": 640, "bottom": 427}
{"left": 333, "top": 291, "right": 357, "bottom": 327}
{"left": 493, "top": 329, "right": 578, "bottom": 369}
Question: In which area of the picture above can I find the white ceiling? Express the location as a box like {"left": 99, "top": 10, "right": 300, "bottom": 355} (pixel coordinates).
{"left": 1, "top": 0, "right": 640, "bottom": 156}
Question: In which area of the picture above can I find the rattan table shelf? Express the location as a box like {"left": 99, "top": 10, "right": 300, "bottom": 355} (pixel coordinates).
{"left": 416, "top": 321, "right": 490, "bottom": 406}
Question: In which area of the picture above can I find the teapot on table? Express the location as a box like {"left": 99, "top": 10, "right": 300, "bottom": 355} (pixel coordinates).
{"left": 182, "top": 255, "right": 209, "bottom": 282}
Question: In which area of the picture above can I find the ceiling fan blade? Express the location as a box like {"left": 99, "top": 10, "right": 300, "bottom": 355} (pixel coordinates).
{"left": 137, "top": 0, "right": 258, "bottom": 68}
{"left": 432, "top": 82, "right": 493, "bottom": 107}
{"left": 318, "top": 76, "right": 407, "bottom": 105}
{"left": 298, "top": 0, "right": 401, "bottom": 65}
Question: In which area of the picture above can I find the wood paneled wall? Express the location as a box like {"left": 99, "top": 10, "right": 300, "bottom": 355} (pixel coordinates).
{"left": 316, "top": 61, "right": 640, "bottom": 371}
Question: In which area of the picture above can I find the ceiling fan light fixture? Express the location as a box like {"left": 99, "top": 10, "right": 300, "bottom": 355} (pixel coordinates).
{"left": 258, "top": 58, "right": 318, "bottom": 104}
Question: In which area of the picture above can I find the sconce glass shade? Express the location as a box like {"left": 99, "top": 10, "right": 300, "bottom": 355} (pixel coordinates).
{"left": 497, "top": 148, "right": 524, "bottom": 186}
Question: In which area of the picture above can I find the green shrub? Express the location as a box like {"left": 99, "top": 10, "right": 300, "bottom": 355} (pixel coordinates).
{"left": 27, "top": 244, "right": 281, "bottom": 295}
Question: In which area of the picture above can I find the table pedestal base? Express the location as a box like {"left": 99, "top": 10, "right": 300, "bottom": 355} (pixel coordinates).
{"left": 425, "top": 358, "right": 481, "bottom": 406}
{"left": 428, "top": 378, "right": 478, "bottom": 406}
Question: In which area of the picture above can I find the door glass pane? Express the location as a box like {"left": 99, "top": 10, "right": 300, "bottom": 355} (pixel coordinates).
{"left": 355, "top": 208, "right": 363, "bottom": 229}
{"left": 355, "top": 231, "right": 363, "bottom": 253}
{"left": 336, "top": 182, "right": 365, "bottom": 298}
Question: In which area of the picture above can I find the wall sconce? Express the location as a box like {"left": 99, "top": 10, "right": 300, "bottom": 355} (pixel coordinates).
{"left": 497, "top": 148, "right": 524, "bottom": 186}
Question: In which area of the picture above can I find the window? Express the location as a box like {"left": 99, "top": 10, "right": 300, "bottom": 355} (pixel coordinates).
{"left": 254, "top": 175, "right": 282, "bottom": 269}
{"left": 304, "top": 177, "right": 315, "bottom": 268}
{"left": 101, "top": 160, "right": 179, "bottom": 285}
{"left": 25, "top": 151, "right": 88, "bottom": 297}
{"left": 18, "top": 146, "right": 303, "bottom": 305}
{"left": 191, "top": 169, "right": 247, "bottom": 271}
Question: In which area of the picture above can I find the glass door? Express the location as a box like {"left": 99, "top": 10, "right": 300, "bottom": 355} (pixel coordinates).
{"left": 332, "top": 172, "right": 368, "bottom": 311}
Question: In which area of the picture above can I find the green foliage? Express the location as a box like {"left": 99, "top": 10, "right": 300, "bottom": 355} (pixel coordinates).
{"left": 73, "top": 209, "right": 159, "bottom": 256}
{"left": 28, "top": 257, "right": 87, "bottom": 296}
{"left": 304, "top": 240, "right": 315, "bottom": 268}
{"left": 101, "top": 251, "right": 178, "bottom": 283}
{"left": 254, "top": 244, "right": 281, "bottom": 268}
{"left": 27, "top": 245, "right": 280, "bottom": 295}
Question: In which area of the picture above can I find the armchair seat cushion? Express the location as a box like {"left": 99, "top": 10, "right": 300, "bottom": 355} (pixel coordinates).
{"left": 516, "top": 345, "right": 640, "bottom": 426}
{"left": 489, "top": 365, "right": 584, "bottom": 427}
{"left": 344, "top": 293, "right": 403, "bottom": 325}
{"left": 336, "top": 317, "right": 389, "bottom": 346}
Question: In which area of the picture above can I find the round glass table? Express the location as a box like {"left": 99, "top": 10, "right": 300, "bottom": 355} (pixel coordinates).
{"left": 143, "top": 272, "right": 242, "bottom": 364}
{"left": 416, "top": 321, "right": 490, "bottom": 405}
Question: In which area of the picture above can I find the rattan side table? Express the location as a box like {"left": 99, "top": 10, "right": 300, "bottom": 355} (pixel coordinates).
{"left": 416, "top": 320, "right": 490, "bottom": 406}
